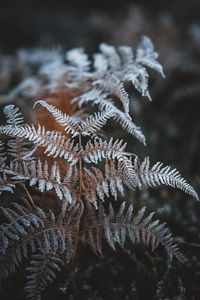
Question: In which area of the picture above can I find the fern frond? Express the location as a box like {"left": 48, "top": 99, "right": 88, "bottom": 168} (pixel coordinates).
{"left": 134, "top": 157, "right": 199, "bottom": 200}
{"left": 34, "top": 100, "right": 80, "bottom": 137}
{"left": 136, "top": 36, "right": 165, "bottom": 78}
{"left": 25, "top": 251, "right": 64, "bottom": 300}
{"left": 66, "top": 47, "right": 90, "bottom": 78}
{"left": 0, "top": 141, "right": 6, "bottom": 167}
{"left": 124, "top": 65, "right": 151, "bottom": 100}
{"left": 0, "top": 141, "right": 15, "bottom": 194}
{"left": 99, "top": 43, "right": 121, "bottom": 70}
{"left": 6, "top": 159, "right": 73, "bottom": 203}
{"left": 81, "top": 202, "right": 186, "bottom": 263}
{"left": 3, "top": 104, "right": 24, "bottom": 125}
{"left": 0, "top": 201, "right": 80, "bottom": 278}
{"left": 79, "top": 109, "right": 114, "bottom": 136}
{"left": 72, "top": 89, "right": 146, "bottom": 143}
{"left": 118, "top": 45, "right": 134, "bottom": 67}
{"left": 114, "top": 110, "right": 146, "bottom": 144}
{"left": 83, "top": 137, "right": 129, "bottom": 164}
{"left": 0, "top": 124, "right": 79, "bottom": 164}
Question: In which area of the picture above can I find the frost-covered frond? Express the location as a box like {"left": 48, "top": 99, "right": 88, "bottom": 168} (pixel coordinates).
{"left": 3, "top": 104, "right": 37, "bottom": 162}
{"left": 69, "top": 38, "right": 163, "bottom": 119}
{"left": 0, "top": 141, "right": 6, "bottom": 167}
{"left": 79, "top": 109, "right": 114, "bottom": 136}
{"left": 82, "top": 138, "right": 137, "bottom": 196}
{"left": 93, "top": 37, "right": 163, "bottom": 102}
{"left": 35, "top": 100, "right": 115, "bottom": 137}
{"left": 93, "top": 53, "right": 108, "bottom": 74}
{"left": 7, "top": 138, "right": 36, "bottom": 162}
{"left": 0, "top": 201, "right": 80, "bottom": 278}
{"left": 124, "top": 65, "right": 151, "bottom": 100}
{"left": 72, "top": 88, "right": 110, "bottom": 108}
{"left": 85, "top": 166, "right": 121, "bottom": 204}
{"left": 117, "top": 45, "right": 134, "bottom": 67}
{"left": 6, "top": 159, "right": 73, "bottom": 204}
{"left": 0, "top": 124, "right": 79, "bottom": 164}
{"left": 3, "top": 104, "right": 24, "bottom": 125}
{"left": 0, "top": 141, "right": 15, "bottom": 194}
{"left": 0, "top": 175, "right": 15, "bottom": 195}
{"left": 81, "top": 202, "right": 186, "bottom": 263}
{"left": 82, "top": 137, "right": 129, "bottom": 164}
{"left": 99, "top": 43, "right": 121, "bottom": 70}
{"left": 134, "top": 157, "right": 199, "bottom": 200}
{"left": 111, "top": 80, "right": 130, "bottom": 116}
{"left": 34, "top": 100, "right": 80, "bottom": 137}
{"left": 83, "top": 162, "right": 125, "bottom": 206}
{"left": 25, "top": 251, "right": 64, "bottom": 300}
{"left": 136, "top": 36, "right": 165, "bottom": 78}
{"left": 66, "top": 48, "right": 90, "bottom": 77}
{"left": 73, "top": 90, "right": 146, "bottom": 144}
{"left": 114, "top": 110, "right": 146, "bottom": 144}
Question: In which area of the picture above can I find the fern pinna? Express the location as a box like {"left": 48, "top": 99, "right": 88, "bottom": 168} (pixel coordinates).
{"left": 0, "top": 37, "right": 198, "bottom": 299}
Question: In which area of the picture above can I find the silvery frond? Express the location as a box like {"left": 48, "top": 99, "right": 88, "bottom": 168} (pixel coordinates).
{"left": 25, "top": 251, "right": 64, "bottom": 300}
{"left": 74, "top": 91, "right": 146, "bottom": 144}
{"left": 0, "top": 124, "right": 79, "bottom": 164}
{"left": 82, "top": 202, "right": 186, "bottom": 263}
{"left": 0, "top": 201, "right": 81, "bottom": 279}
{"left": 79, "top": 109, "right": 115, "bottom": 136}
{"left": 6, "top": 159, "right": 73, "bottom": 203}
{"left": 3, "top": 104, "right": 24, "bottom": 125}
{"left": 65, "top": 47, "right": 91, "bottom": 80}
{"left": 134, "top": 157, "right": 199, "bottom": 200}
{"left": 82, "top": 137, "right": 129, "bottom": 164}
{"left": 34, "top": 100, "right": 80, "bottom": 137}
{"left": 136, "top": 36, "right": 165, "bottom": 78}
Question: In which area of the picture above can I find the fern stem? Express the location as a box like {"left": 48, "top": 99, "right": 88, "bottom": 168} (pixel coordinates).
{"left": 70, "top": 134, "right": 82, "bottom": 269}
{"left": 21, "top": 184, "right": 36, "bottom": 209}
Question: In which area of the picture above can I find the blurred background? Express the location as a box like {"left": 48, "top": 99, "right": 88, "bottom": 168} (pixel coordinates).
{"left": 0, "top": 0, "right": 200, "bottom": 51}
{"left": 0, "top": 0, "right": 200, "bottom": 299}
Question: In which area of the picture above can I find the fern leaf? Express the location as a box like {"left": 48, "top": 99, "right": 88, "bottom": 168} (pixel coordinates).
{"left": 136, "top": 36, "right": 165, "bottom": 78}
{"left": 134, "top": 157, "right": 199, "bottom": 200}
{"left": 66, "top": 47, "right": 90, "bottom": 75}
{"left": 99, "top": 43, "right": 121, "bottom": 70}
{"left": 0, "top": 202, "right": 79, "bottom": 278}
{"left": 6, "top": 159, "right": 73, "bottom": 203}
{"left": 0, "top": 141, "right": 15, "bottom": 194}
{"left": 79, "top": 109, "right": 114, "bottom": 136}
{"left": 3, "top": 104, "right": 24, "bottom": 125}
{"left": 0, "top": 124, "right": 79, "bottom": 164}
{"left": 25, "top": 251, "right": 64, "bottom": 300}
{"left": 34, "top": 100, "right": 80, "bottom": 137}
{"left": 73, "top": 89, "right": 146, "bottom": 144}
{"left": 81, "top": 203, "right": 186, "bottom": 263}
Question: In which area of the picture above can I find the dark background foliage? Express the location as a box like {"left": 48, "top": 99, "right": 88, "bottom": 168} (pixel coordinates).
{"left": 0, "top": 0, "right": 200, "bottom": 299}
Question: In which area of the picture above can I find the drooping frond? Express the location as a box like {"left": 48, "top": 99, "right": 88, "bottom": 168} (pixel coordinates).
{"left": 136, "top": 36, "right": 165, "bottom": 78}
{"left": 134, "top": 157, "right": 199, "bottom": 200}
{"left": 25, "top": 251, "right": 64, "bottom": 300}
{"left": 0, "top": 201, "right": 81, "bottom": 278}
{"left": 73, "top": 93, "right": 146, "bottom": 144}
{"left": 81, "top": 202, "right": 186, "bottom": 263}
